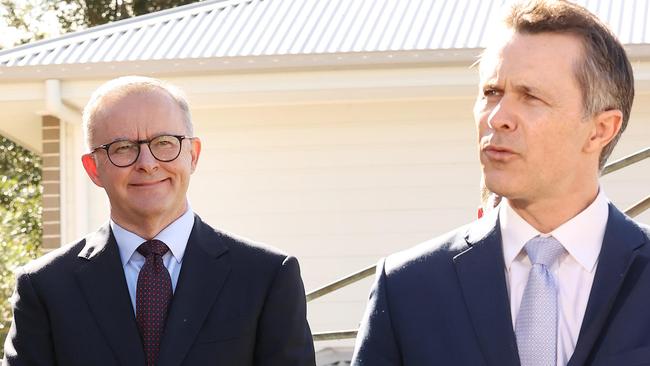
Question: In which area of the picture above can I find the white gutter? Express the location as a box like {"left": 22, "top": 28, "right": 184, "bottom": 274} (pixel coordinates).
{"left": 44, "top": 79, "right": 83, "bottom": 124}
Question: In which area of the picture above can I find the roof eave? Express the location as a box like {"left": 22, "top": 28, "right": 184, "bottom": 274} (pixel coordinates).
{"left": 0, "top": 49, "right": 483, "bottom": 82}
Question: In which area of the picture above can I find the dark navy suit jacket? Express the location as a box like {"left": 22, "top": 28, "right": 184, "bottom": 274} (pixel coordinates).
{"left": 3, "top": 215, "right": 316, "bottom": 366}
{"left": 352, "top": 204, "right": 650, "bottom": 366}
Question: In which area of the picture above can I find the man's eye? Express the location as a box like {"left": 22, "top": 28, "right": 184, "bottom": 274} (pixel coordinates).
{"left": 112, "top": 143, "right": 136, "bottom": 154}
{"left": 153, "top": 138, "right": 176, "bottom": 148}
{"left": 482, "top": 88, "right": 500, "bottom": 97}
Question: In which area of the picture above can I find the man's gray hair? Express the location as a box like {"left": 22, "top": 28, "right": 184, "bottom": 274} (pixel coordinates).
{"left": 82, "top": 76, "right": 193, "bottom": 150}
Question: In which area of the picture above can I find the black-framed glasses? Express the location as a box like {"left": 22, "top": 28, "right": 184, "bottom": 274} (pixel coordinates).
{"left": 91, "top": 135, "right": 192, "bottom": 167}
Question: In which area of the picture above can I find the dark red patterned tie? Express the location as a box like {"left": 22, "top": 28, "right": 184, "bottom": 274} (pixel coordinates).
{"left": 136, "top": 240, "right": 172, "bottom": 366}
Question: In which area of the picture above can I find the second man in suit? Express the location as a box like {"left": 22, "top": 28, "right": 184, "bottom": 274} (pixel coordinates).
{"left": 352, "top": 1, "right": 650, "bottom": 365}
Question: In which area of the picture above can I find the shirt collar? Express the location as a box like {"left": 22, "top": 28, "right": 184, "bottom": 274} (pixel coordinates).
{"left": 500, "top": 189, "right": 609, "bottom": 272}
{"left": 111, "top": 205, "right": 195, "bottom": 266}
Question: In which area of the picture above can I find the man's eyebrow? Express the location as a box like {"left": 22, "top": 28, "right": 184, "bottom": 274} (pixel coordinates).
{"left": 512, "top": 83, "right": 546, "bottom": 96}
{"left": 480, "top": 81, "right": 549, "bottom": 97}
{"left": 481, "top": 81, "right": 501, "bottom": 90}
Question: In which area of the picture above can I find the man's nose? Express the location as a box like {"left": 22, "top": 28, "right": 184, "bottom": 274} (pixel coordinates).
{"left": 134, "top": 143, "right": 159, "bottom": 171}
{"left": 486, "top": 99, "right": 516, "bottom": 132}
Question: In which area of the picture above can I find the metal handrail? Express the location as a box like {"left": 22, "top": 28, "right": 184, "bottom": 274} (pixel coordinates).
{"left": 307, "top": 264, "right": 376, "bottom": 302}
{"left": 312, "top": 329, "right": 358, "bottom": 341}
{"left": 602, "top": 147, "right": 650, "bottom": 175}
{"left": 308, "top": 146, "right": 650, "bottom": 341}
{"left": 625, "top": 194, "right": 650, "bottom": 218}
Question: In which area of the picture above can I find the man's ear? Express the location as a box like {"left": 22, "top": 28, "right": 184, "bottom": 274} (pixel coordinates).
{"left": 81, "top": 153, "right": 104, "bottom": 188}
{"left": 584, "top": 109, "right": 623, "bottom": 154}
{"left": 189, "top": 137, "right": 201, "bottom": 173}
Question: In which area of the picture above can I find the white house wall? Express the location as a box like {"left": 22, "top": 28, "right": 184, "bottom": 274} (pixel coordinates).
{"left": 601, "top": 91, "right": 650, "bottom": 225}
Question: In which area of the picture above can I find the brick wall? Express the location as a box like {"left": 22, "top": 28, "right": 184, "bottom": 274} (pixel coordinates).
{"left": 41, "top": 116, "right": 61, "bottom": 249}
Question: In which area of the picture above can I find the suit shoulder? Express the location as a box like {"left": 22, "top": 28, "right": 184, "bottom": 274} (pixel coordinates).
{"left": 18, "top": 238, "right": 86, "bottom": 277}
{"left": 635, "top": 219, "right": 650, "bottom": 236}
{"left": 635, "top": 220, "right": 650, "bottom": 242}
{"left": 196, "top": 219, "right": 291, "bottom": 264}
{"left": 612, "top": 206, "right": 650, "bottom": 244}
{"left": 384, "top": 224, "right": 471, "bottom": 276}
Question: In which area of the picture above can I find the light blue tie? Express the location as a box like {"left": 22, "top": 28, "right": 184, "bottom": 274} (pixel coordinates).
{"left": 515, "top": 236, "right": 566, "bottom": 366}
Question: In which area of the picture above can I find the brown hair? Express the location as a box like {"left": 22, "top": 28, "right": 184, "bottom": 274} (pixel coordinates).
{"left": 498, "top": 0, "right": 634, "bottom": 170}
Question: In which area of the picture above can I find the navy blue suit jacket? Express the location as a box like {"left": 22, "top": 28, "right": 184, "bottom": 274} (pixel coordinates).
{"left": 4, "top": 215, "right": 315, "bottom": 366}
{"left": 352, "top": 204, "right": 650, "bottom": 366}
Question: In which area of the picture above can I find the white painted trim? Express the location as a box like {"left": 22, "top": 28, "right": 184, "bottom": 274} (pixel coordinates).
{"left": 71, "top": 122, "right": 89, "bottom": 240}
{"left": 44, "top": 80, "right": 83, "bottom": 124}
{"left": 0, "top": 50, "right": 482, "bottom": 81}
{"left": 59, "top": 118, "right": 67, "bottom": 246}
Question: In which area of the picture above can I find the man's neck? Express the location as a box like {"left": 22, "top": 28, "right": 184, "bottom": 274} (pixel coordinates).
{"left": 507, "top": 184, "right": 600, "bottom": 234}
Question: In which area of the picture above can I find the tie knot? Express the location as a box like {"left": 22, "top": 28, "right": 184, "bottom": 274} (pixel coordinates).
{"left": 137, "top": 239, "right": 169, "bottom": 258}
{"left": 524, "top": 236, "right": 565, "bottom": 267}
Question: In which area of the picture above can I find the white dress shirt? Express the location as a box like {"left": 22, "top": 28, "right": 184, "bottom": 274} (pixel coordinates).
{"left": 500, "top": 189, "right": 609, "bottom": 366}
{"left": 110, "top": 207, "right": 195, "bottom": 314}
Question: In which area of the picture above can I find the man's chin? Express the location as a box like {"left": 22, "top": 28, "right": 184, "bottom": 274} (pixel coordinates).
{"left": 118, "top": 203, "right": 170, "bottom": 223}
{"left": 483, "top": 176, "right": 514, "bottom": 197}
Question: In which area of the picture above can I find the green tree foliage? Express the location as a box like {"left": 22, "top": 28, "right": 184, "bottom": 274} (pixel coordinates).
{"left": 1, "top": 0, "right": 202, "bottom": 47}
{"left": 0, "top": 0, "right": 55, "bottom": 45}
{"left": 0, "top": 136, "right": 41, "bottom": 343}
{"left": 58, "top": 0, "right": 201, "bottom": 33}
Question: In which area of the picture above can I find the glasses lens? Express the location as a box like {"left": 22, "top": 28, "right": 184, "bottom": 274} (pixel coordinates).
{"left": 107, "top": 140, "right": 139, "bottom": 167}
{"left": 150, "top": 135, "right": 182, "bottom": 162}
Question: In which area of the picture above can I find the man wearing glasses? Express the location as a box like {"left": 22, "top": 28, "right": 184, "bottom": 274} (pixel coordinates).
{"left": 3, "top": 76, "right": 316, "bottom": 366}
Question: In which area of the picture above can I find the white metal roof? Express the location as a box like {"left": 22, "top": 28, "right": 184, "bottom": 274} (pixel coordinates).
{"left": 1, "top": 0, "right": 650, "bottom": 69}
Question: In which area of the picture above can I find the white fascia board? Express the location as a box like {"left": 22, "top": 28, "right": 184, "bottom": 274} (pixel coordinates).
{"left": 626, "top": 44, "right": 650, "bottom": 61}
{"left": 0, "top": 49, "right": 482, "bottom": 82}
{"left": 631, "top": 60, "right": 650, "bottom": 82}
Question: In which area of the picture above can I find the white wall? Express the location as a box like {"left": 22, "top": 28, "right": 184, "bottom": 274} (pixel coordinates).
{"left": 601, "top": 91, "right": 650, "bottom": 224}
{"left": 188, "top": 98, "right": 479, "bottom": 347}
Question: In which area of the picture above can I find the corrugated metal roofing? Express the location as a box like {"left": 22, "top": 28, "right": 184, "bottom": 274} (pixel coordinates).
{"left": 1, "top": 0, "right": 649, "bottom": 67}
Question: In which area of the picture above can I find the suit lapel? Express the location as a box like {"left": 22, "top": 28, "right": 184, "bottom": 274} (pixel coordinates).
{"left": 157, "top": 216, "right": 231, "bottom": 366}
{"left": 74, "top": 224, "right": 146, "bottom": 366}
{"left": 454, "top": 210, "right": 520, "bottom": 366}
{"left": 568, "top": 204, "right": 646, "bottom": 366}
